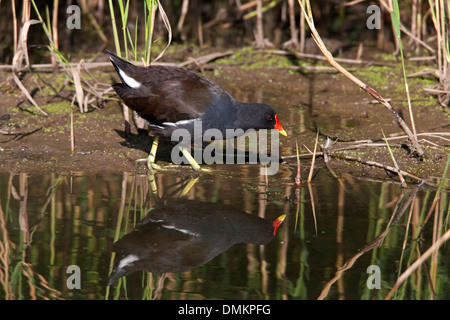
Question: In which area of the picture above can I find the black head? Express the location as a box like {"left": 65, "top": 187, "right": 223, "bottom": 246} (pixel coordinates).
{"left": 235, "top": 103, "right": 287, "bottom": 135}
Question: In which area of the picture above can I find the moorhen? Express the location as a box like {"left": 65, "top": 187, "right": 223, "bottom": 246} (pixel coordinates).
{"left": 107, "top": 198, "right": 285, "bottom": 285}
{"left": 105, "top": 49, "right": 287, "bottom": 171}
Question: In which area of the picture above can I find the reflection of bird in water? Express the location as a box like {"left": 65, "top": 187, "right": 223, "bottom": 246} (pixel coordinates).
{"left": 107, "top": 198, "right": 285, "bottom": 286}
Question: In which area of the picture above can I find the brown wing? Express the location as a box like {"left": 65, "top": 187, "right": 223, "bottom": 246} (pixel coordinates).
{"left": 112, "top": 66, "right": 226, "bottom": 125}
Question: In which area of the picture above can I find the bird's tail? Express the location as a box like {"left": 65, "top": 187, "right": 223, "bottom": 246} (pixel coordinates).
{"left": 105, "top": 49, "right": 142, "bottom": 89}
{"left": 104, "top": 49, "right": 134, "bottom": 72}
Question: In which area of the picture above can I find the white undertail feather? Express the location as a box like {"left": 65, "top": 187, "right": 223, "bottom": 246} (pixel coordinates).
{"left": 118, "top": 68, "right": 142, "bottom": 89}
{"left": 118, "top": 254, "right": 139, "bottom": 269}
{"left": 162, "top": 118, "right": 199, "bottom": 127}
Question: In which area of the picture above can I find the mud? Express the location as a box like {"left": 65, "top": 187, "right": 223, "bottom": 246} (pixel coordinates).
{"left": 1, "top": 47, "right": 449, "bottom": 184}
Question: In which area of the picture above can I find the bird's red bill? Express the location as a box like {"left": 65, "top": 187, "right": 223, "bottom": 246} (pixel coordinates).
{"left": 274, "top": 114, "right": 287, "bottom": 136}
{"left": 273, "top": 214, "right": 286, "bottom": 235}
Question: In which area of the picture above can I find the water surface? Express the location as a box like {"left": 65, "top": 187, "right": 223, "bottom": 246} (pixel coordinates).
{"left": 1, "top": 163, "right": 448, "bottom": 300}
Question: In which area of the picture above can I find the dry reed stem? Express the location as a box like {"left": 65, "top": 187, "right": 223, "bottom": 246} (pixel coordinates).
{"left": 11, "top": 19, "right": 48, "bottom": 116}
{"left": 255, "top": 0, "right": 265, "bottom": 48}
{"left": 281, "top": 130, "right": 450, "bottom": 159}
{"left": 271, "top": 49, "right": 396, "bottom": 67}
{"left": 307, "top": 130, "right": 319, "bottom": 182}
{"left": 283, "top": 145, "right": 436, "bottom": 187}
{"left": 70, "top": 109, "right": 75, "bottom": 155}
{"left": 400, "top": 22, "right": 435, "bottom": 53}
{"left": 298, "top": 0, "right": 306, "bottom": 52}
{"left": 12, "top": 72, "right": 47, "bottom": 116}
{"left": 11, "top": 0, "right": 18, "bottom": 55}
{"left": 297, "top": 0, "right": 424, "bottom": 158}
{"left": 382, "top": 130, "right": 407, "bottom": 187}
{"left": 177, "top": 50, "right": 233, "bottom": 67}
{"left": 80, "top": 0, "right": 108, "bottom": 44}
{"left": 71, "top": 62, "right": 85, "bottom": 113}
{"left": 349, "top": 0, "right": 435, "bottom": 53}
{"left": 177, "top": 0, "right": 189, "bottom": 35}
{"left": 330, "top": 153, "right": 432, "bottom": 186}
{"left": 150, "top": 0, "right": 172, "bottom": 64}
{"left": 389, "top": 0, "right": 419, "bottom": 141}
{"left": 295, "top": 140, "right": 301, "bottom": 186}
{"left": 428, "top": 0, "right": 450, "bottom": 105}
{"left": 286, "top": 0, "right": 299, "bottom": 49}
{"left": 0, "top": 51, "right": 233, "bottom": 71}
{"left": 144, "top": 0, "right": 158, "bottom": 65}
{"left": 51, "top": 0, "right": 59, "bottom": 73}
{"left": 336, "top": 0, "right": 366, "bottom": 8}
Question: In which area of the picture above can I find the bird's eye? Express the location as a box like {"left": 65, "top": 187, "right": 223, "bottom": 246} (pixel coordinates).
{"left": 267, "top": 115, "right": 273, "bottom": 121}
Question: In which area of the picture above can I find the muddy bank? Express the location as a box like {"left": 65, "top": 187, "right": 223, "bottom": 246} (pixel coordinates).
{"left": 1, "top": 48, "right": 449, "bottom": 184}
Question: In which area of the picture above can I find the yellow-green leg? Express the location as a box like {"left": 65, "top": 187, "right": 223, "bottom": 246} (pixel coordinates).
{"left": 147, "top": 170, "right": 158, "bottom": 196}
{"left": 137, "top": 136, "right": 163, "bottom": 171}
{"left": 137, "top": 137, "right": 205, "bottom": 172}
{"left": 147, "top": 136, "right": 161, "bottom": 170}
{"left": 178, "top": 145, "right": 201, "bottom": 171}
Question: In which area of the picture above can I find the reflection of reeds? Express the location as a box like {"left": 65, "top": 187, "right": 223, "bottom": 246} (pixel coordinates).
{"left": 108, "top": 170, "right": 448, "bottom": 300}
{"left": 0, "top": 188, "right": 11, "bottom": 299}
{"left": 386, "top": 153, "right": 450, "bottom": 299}
{"left": 105, "top": 170, "right": 290, "bottom": 300}
{"left": 316, "top": 153, "right": 450, "bottom": 300}
{"left": 1, "top": 170, "right": 448, "bottom": 300}
{"left": 0, "top": 173, "right": 64, "bottom": 300}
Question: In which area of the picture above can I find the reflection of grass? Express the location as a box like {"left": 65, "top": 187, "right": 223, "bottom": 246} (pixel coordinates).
{"left": 0, "top": 173, "right": 65, "bottom": 299}
{"left": 319, "top": 178, "right": 450, "bottom": 300}
{"left": 387, "top": 152, "right": 450, "bottom": 299}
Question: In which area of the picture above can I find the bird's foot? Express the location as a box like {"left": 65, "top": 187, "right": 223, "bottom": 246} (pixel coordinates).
{"left": 136, "top": 157, "right": 165, "bottom": 172}
{"left": 155, "top": 163, "right": 212, "bottom": 173}
{"left": 136, "top": 158, "right": 212, "bottom": 173}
